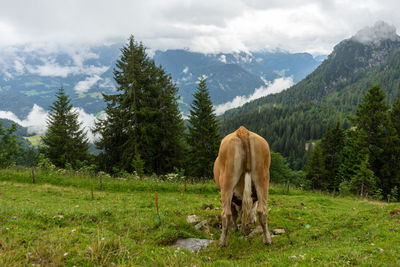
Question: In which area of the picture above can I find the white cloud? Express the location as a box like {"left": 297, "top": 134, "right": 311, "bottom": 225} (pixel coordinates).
{"left": 214, "top": 77, "right": 294, "bottom": 115}
{"left": 353, "top": 20, "right": 400, "bottom": 43}
{"left": 74, "top": 75, "right": 102, "bottom": 93}
{"left": 0, "top": 104, "right": 98, "bottom": 142}
{"left": 25, "top": 57, "right": 109, "bottom": 78}
{"left": 73, "top": 107, "right": 98, "bottom": 142}
{"left": 0, "top": 1, "right": 399, "bottom": 54}
{"left": 219, "top": 54, "right": 227, "bottom": 63}
{"left": 182, "top": 66, "right": 189, "bottom": 74}
{"left": 0, "top": 104, "right": 48, "bottom": 135}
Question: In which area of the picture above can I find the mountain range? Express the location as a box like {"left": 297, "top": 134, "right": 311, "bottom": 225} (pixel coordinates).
{"left": 0, "top": 44, "right": 321, "bottom": 121}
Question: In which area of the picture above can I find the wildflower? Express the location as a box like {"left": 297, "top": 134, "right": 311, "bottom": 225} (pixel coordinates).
{"left": 64, "top": 252, "right": 69, "bottom": 257}
{"left": 90, "top": 233, "right": 94, "bottom": 236}
{"left": 71, "top": 229, "right": 76, "bottom": 233}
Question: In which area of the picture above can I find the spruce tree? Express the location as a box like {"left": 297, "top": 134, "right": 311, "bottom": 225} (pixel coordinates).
{"left": 350, "top": 154, "right": 376, "bottom": 197}
{"left": 94, "top": 36, "right": 184, "bottom": 174}
{"left": 305, "top": 143, "right": 328, "bottom": 190}
{"left": 390, "top": 98, "right": 400, "bottom": 134}
{"left": 186, "top": 76, "right": 220, "bottom": 178}
{"left": 42, "top": 87, "right": 89, "bottom": 168}
{"left": 0, "top": 121, "right": 21, "bottom": 168}
{"left": 320, "top": 122, "right": 345, "bottom": 191}
{"left": 351, "top": 84, "right": 399, "bottom": 196}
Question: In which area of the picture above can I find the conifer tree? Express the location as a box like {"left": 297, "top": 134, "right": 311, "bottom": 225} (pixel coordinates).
{"left": 186, "top": 76, "right": 220, "bottom": 178}
{"left": 305, "top": 143, "right": 328, "bottom": 190}
{"left": 0, "top": 121, "right": 21, "bottom": 168}
{"left": 95, "top": 36, "right": 184, "bottom": 174}
{"left": 351, "top": 84, "right": 400, "bottom": 196}
{"left": 320, "top": 122, "right": 345, "bottom": 191}
{"left": 350, "top": 154, "right": 376, "bottom": 197}
{"left": 390, "top": 98, "right": 400, "bottom": 134}
{"left": 42, "top": 88, "right": 89, "bottom": 168}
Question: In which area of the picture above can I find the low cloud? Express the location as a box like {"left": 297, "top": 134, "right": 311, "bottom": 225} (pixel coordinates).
{"left": 26, "top": 57, "right": 108, "bottom": 78}
{"left": 352, "top": 21, "right": 400, "bottom": 44}
{"left": 0, "top": 104, "right": 98, "bottom": 142}
{"left": 0, "top": 104, "right": 48, "bottom": 135}
{"left": 214, "top": 77, "right": 294, "bottom": 115}
{"left": 73, "top": 107, "right": 98, "bottom": 142}
{"left": 74, "top": 75, "right": 102, "bottom": 93}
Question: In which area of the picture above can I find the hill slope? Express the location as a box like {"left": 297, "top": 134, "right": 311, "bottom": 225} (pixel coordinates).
{"left": 1, "top": 169, "right": 399, "bottom": 266}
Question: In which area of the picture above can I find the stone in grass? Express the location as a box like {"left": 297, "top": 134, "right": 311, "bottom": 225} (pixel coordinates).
{"left": 187, "top": 215, "right": 200, "bottom": 224}
{"left": 248, "top": 226, "right": 277, "bottom": 237}
{"left": 195, "top": 220, "right": 208, "bottom": 230}
{"left": 172, "top": 238, "right": 215, "bottom": 252}
{"left": 248, "top": 225, "right": 264, "bottom": 237}
{"left": 272, "top": 228, "right": 285, "bottom": 235}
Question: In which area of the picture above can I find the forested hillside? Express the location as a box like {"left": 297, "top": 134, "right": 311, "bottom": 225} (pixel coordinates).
{"left": 220, "top": 104, "right": 350, "bottom": 169}
{"left": 219, "top": 22, "right": 400, "bottom": 169}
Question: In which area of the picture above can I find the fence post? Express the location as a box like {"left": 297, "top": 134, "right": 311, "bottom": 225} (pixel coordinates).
{"left": 31, "top": 166, "right": 36, "bottom": 184}
{"left": 99, "top": 173, "right": 103, "bottom": 191}
{"left": 286, "top": 180, "right": 290, "bottom": 195}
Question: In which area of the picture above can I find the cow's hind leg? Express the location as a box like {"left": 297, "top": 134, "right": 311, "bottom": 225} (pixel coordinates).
{"left": 253, "top": 168, "right": 272, "bottom": 245}
{"left": 220, "top": 187, "right": 233, "bottom": 246}
{"left": 230, "top": 202, "right": 238, "bottom": 232}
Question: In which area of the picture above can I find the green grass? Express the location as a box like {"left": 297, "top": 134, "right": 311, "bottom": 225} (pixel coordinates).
{"left": 23, "top": 135, "right": 42, "bottom": 146}
{"left": 21, "top": 89, "right": 53, "bottom": 96}
{"left": 89, "top": 92, "right": 103, "bottom": 99}
{"left": 0, "top": 168, "right": 399, "bottom": 266}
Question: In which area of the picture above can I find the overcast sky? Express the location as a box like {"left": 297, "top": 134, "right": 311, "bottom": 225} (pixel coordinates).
{"left": 1, "top": 0, "right": 400, "bottom": 54}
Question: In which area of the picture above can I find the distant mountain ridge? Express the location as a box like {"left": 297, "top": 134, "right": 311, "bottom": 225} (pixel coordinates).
{"left": 224, "top": 21, "right": 400, "bottom": 117}
{"left": 0, "top": 44, "right": 321, "bottom": 118}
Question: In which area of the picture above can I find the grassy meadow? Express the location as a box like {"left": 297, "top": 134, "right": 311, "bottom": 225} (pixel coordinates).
{"left": 0, "top": 167, "right": 399, "bottom": 266}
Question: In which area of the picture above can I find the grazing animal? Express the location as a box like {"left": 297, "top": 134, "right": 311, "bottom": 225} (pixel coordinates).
{"left": 213, "top": 126, "right": 272, "bottom": 246}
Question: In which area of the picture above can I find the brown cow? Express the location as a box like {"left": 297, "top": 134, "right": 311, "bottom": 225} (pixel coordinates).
{"left": 213, "top": 126, "right": 272, "bottom": 246}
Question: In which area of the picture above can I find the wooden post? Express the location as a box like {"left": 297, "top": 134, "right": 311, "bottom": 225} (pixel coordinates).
{"left": 31, "top": 166, "right": 36, "bottom": 184}
{"left": 99, "top": 173, "right": 103, "bottom": 191}
{"left": 286, "top": 180, "right": 290, "bottom": 195}
{"left": 360, "top": 181, "right": 364, "bottom": 198}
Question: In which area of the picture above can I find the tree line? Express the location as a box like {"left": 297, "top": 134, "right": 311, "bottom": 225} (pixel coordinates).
{"left": 306, "top": 84, "right": 400, "bottom": 201}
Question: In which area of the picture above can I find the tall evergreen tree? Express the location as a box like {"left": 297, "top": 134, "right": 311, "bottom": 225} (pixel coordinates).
{"left": 305, "top": 143, "right": 328, "bottom": 190}
{"left": 186, "top": 76, "right": 220, "bottom": 178}
{"left": 337, "top": 129, "right": 369, "bottom": 186}
{"left": 94, "top": 36, "right": 184, "bottom": 174}
{"left": 350, "top": 154, "right": 376, "bottom": 197}
{"left": 350, "top": 84, "right": 400, "bottom": 196}
{"left": 320, "top": 122, "right": 345, "bottom": 191}
{"left": 42, "top": 88, "right": 89, "bottom": 168}
{"left": 390, "top": 98, "right": 400, "bottom": 134}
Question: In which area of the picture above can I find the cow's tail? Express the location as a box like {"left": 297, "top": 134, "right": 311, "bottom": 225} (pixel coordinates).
{"left": 236, "top": 126, "right": 253, "bottom": 230}
{"left": 242, "top": 172, "right": 253, "bottom": 229}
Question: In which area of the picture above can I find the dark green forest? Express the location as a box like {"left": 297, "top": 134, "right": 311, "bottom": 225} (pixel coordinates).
{"left": 220, "top": 103, "right": 350, "bottom": 169}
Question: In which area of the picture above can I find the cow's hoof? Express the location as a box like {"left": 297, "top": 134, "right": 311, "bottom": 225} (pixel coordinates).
{"left": 263, "top": 236, "right": 272, "bottom": 245}
{"left": 229, "top": 224, "right": 238, "bottom": 233}
{"left": 219, "top": 237, "right": 227, "bottom": 247}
